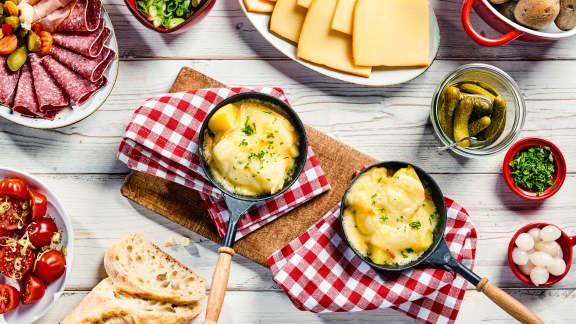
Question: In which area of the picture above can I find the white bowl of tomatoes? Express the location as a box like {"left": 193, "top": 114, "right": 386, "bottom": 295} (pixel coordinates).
{"left": 0, "top": 168, "right": 73, "bottom": 323}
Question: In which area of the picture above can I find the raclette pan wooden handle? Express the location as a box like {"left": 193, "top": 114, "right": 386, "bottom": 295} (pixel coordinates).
{"left": 204, "top": 247, "right": 235, "bottom": 324}
{"left": 476, "top": 278, "right": 544, "bottom": 324}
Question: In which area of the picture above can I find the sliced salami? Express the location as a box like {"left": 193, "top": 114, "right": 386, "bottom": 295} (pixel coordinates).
{"left": 29, "top": 54, "right": 69, "bottom": 112}
{"left": 49, "top": 45, "right": 115, "bottom": 82}
{"left": 57, "top": 0, "right": 102, "bottom": 32}
{"left": 41, "top": 56, "right": 106, "bottom": 105}
{"left": 53, "top": 19, "right": 110, "bottom": 57}
{"left": 0, "top": 56, "right": 20, "bottom": 107}
{"left": 13, "top": 63, "right": 41, "bottom": 118}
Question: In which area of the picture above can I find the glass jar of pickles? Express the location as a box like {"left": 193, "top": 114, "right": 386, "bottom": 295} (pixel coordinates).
{"left": 430, "top": 63, "right": 526, "bottom": 158}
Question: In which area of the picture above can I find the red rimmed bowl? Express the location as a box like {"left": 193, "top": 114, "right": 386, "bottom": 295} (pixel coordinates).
{"left": 461, "top": 0, "right": 576, "bottom": 46}
{"left": 508, "top": 223, "right": 576, "bottom": 287}
{"left": 503, "top": 137, "right": 566, "bottom": 200}
{"left": 125, "top": 0, "right": 216, "bottom": 33}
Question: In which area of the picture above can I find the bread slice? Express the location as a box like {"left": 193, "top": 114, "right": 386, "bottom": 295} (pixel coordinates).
{"left": 61, "top": 278, "right": 203, "bottom": 324}
{"left": 104, "top": 233, "right": 206, "bottom": 305}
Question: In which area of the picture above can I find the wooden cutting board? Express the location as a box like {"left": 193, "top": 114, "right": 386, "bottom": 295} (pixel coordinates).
{"left": 121, "top": 67, "right": 376, "bottom": 267}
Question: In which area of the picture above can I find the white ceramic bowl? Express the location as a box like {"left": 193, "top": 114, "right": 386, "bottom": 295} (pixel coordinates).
{"left": 0, "top": 168, "right": 74, "bottom": 324}
{"left": 238, "top": 1, "right": 440, "bottom": 86}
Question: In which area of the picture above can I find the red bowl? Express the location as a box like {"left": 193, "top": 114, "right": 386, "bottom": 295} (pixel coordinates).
{"left": 503, "top": 137, "right": 566, "bottom": 201}
{"left": 508, "top": 223, "right": 576, "bottom": 287}
{"left": 461, "top": 0, "right": 576, "bottom": 46}
{"left": 124, "top": 0, "right": 216, "bottom": 34}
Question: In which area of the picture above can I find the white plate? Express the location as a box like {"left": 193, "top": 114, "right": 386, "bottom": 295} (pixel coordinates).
{"left": 0, "top": 168, "right": 74, "bottom": 324}
{"left": 238, "top": 0, "right": 440, "bottom": 86}
{"left": 0, "top": 7, "right": 119, "bottom": 129}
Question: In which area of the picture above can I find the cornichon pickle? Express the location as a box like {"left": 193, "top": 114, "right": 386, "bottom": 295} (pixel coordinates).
{"left": 438, "top": 86, "right": 460, "bottom": 140}
{"left": 459, "top": 80, "right": 500, "bottom": 96}
{"left": 472, "top": 96, "right": 492, "bottom": 116}
{"left": 27, "top": 31, "right": 41, "bottom": 53}
{"left": 478, "top": 95, "right": 506, "bottom": 141}
{"left": 453, "top": 96, "right": 475, "bottom": 148}
{"left": 469, "top": 116, "right": 491, "bottom": 137}
{"left": 7, "top": 46, "right": 27, "bottom": 72}
{"left": 4, "top": 16, "right": 19, "bottom": 32}
{"left": 458, "top": 83, "right": 495, "bottom": 103}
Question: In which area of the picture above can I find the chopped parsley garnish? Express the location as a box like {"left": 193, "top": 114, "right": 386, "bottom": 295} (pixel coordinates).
{"left": 248, "top": 150, "right": 267, "bottom": 161}
{"left": 429, "top": 213, "right": 435, "bottom": 225}
{"left": 239, "top": 139, "right": 248, "bottom": 146}
{"left": 401, "top": 250, "right": 409, "bottom": 258}
{"left": 509, "top": 145, "right": 556, "bottom": 195}
{"left": 371, "top": 193, "right": 378, "bottom": 199}
{"left": 267, "top": 133, "right": 275, "bottom": 138}
{"left": 264, "top": 111, "right": 272, "bottom": 114}
{"left": 405, "top": 248, "right": 414, "bottom": 253}
{"left": 409, "top": 221, "right": 421, "bottom": 229}
{"left": 241, "top": 116, "right": 256, "bottom": 136}
{"left": 380, "top": 215, "right": 388, "bottom": 222}
{"left": 377, "top": 177, "right": 382, "bottom": 183}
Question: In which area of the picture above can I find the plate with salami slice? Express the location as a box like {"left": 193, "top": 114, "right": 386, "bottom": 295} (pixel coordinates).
{"left": 0, "top": 0, "right": 118, "bottom": 129}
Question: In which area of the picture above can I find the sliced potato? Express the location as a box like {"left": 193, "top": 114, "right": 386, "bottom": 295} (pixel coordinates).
{"left": 208, "top": 104, "right": 239, "bottom": 133}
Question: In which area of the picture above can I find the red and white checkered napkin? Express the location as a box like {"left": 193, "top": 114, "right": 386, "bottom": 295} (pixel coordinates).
{"left": 267, "top": 198, "right": 477, "bottom": 324}
{"left": 117, "top": 87, "right": 331, "bottom": 240}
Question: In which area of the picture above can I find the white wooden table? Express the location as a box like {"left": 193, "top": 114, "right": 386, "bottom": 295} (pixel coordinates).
{"left": 1, "top": 0, "right": 575, "bottom": 322}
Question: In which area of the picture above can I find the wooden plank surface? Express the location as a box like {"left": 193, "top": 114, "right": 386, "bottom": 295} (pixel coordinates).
{"left": 0, "top": 0, "right": 573, "bottom": 322}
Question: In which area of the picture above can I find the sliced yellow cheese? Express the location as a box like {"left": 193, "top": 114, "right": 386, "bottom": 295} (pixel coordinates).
{"left": 296, "top": 0, "right": 312, "bottom": 8}
{"left": 331, "top": 0, "right": 356, "bottom": 35}
{"left": 297, "top": 0, "right": 371, "bottom": 77}
{"left": 270, "top": 0, "right": 308, "bottom": 43}
{"left": 244, "top": 0, "right": 276, "bottom": 13}
{"left": 353, "top": 0, "right": 430, "bottom": 67}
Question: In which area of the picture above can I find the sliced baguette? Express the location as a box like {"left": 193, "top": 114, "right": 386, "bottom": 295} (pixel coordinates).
{"left": 61, "top": 278, "right": 203, "bottom": 324}
{"left": 104, "top": 233, "right": 206, "bottom": 304}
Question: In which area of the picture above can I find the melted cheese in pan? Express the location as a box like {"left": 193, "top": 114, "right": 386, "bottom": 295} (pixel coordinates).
{"left": 204, "top": 100, "right": 300, "bottom": 197}
{"left": 342, "top": 166, "right": 439, "bottom": 266}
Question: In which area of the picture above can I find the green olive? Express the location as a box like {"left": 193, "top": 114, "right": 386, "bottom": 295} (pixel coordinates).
{"left": 7, "top": 46, "right": 28, "bottom": 72}
{"left": 4, "top": 16, "right": 20, "bottom": 32}
{"left": 27, "top": 31, "right": 41, "bottom": 53}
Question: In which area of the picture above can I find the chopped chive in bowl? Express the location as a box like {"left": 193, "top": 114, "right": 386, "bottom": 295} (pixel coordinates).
{"left": 509, "top": 145, "right": 556, "bottom": 195}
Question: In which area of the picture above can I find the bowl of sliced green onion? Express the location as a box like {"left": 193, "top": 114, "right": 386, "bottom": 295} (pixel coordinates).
{"left": 125, "top": 0, "right": 216, "bottom": 33}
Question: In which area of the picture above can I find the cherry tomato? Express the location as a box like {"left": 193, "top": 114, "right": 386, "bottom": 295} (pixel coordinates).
{"left": 0, "top": 195, "right": 29, "bottom": 231}
{"left": 26, "top": 218, "right": 58, "bottom": 248}
{"left": 34, "top": 249, "right": 66, "bottom": 282}
{"left": 20, "top": 274, "right": 45, "bottom": 305}
{"left": 0, "top": 239, "right": 35, "bottom": 279}
{"left": 1, "top": 24, "right": 13, "bottom": 36}
{"left": 0, "top": 179, "right": 29, "bottom": 200}
{"left": 29, "top": 191, "right": 47, "bottom": 220}
{"left": 32, "top": 23, "right": 42, "bottom": 34}
{"left": 0, "top": 284, "right": 19, "bottom": 314}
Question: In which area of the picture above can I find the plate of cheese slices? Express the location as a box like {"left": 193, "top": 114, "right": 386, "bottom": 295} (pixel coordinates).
{"left": 239, "top": 0, "right": 440, "bottom": 86}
